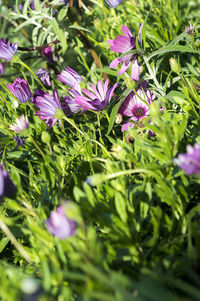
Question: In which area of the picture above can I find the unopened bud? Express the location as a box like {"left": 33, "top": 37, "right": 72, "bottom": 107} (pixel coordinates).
{"left": 185, "top": 25, "right": 195, "bottom": 35}
{"left": 115, "top": 113, "right": 123, "bottom": 124}
{"left": 169, "top": 58, "right": 179, "bottom": 74}
{"left": 125, "top": 78, "right": 135, "bottom": 90}
{"left": 41, "top": 131, "right": 51, "bottom": 144}
{"left": 53, "top": 144, "right": 60, "bottom": 153}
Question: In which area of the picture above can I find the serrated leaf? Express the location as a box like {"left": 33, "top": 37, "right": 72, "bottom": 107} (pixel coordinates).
{"left": 52, "top": 18, "right": 67, "bottom": 52}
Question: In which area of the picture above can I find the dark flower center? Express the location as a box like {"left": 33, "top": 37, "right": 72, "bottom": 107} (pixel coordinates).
{"left": 134, "top": 107, "right": 145, "bottom": 117}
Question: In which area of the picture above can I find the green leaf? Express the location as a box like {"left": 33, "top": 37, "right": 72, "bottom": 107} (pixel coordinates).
{"left": 0, "top": 237, "right": 9, "bottom": 253}
{"left": 69, "top": 24, "right": 92, "bottom": 33}
{"left": 147, "top": 45, "right": 200, "bottom": 61}
{"left": 52, "top": 18, "right": 67, "bottom": 53}
{"left": 58, "top": 7, "right": 68, "bottom": 21}
{"left": 107, "top": 88, "right": 130, "bottom": 135}
{"left": 115, "top": 192, "right": 127, "bottom": 223}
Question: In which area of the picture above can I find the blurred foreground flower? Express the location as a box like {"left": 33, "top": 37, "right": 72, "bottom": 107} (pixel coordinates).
{"left": 10, "top": 115, "right": 29, "bottom": 133}
{"left": 0, "top": 38, "right": 18, "bottom": 61}
{"left": 174, "top": 144, "right": 200, "bottom": 175}
{"left": 45, "top": 206, "right": 76, "bottom": 239}
{"left": 0, "top": 165, "right": 16, "bottom": 199}
{"left": 119, "top": 83, "right": 156, "bottom": 132}
{"left": 7, "top": 78, "right": 31, "bottom": 103}
{"left": 74, "top": 79, "right": 118, "bottom": 112}
{"left": 0, "top": 63, "right": 5, "bottom": 75}
{"left": 30, "top": 0, "right": 36, "bottom": 9}
{"left": 108, "top": 23, "right": 143, "bottom": 80}
{"left": 36, "top": 68, "right": 51, "bottom": 87}
{"left": 33, "top": 90, "right": 63, "bottom": 127}
{"left": 57, "top": 66, "right": 83, "bottom": 93}
{"left": 105, "top": 0, "right": 122, "bottom": 7}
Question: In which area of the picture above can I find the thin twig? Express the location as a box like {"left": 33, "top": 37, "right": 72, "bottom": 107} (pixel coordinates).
{"left": 18, "top": 39, "right": 60, "bottom": 51}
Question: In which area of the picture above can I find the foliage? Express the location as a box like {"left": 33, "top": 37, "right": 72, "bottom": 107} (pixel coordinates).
{"left": 1, "top": 0, "right": 200, "bottom": 300}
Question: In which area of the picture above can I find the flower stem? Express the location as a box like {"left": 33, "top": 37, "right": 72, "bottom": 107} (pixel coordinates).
{"left": 0, "top": 218, "right": 31, "bottom": 263}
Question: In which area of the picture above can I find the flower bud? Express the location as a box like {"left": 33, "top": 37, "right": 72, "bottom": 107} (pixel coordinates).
{"left": 115, "top": 113, "right": 123, "bottom": 124}
{"left": 125, "top": 78, "right": 135, "bottom": 90}
{"left": 41, "top": 131, "right": 51, "bottom": 145}
{"left": 169, "top": 58, "right": 179, "bottom": 74}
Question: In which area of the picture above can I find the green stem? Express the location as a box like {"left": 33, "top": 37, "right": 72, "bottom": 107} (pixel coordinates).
{"left": 0, "top": 218, "right": 31, "bottom": 263}
{"left": 64, "top": 116, "right": 84, "bottom": 136}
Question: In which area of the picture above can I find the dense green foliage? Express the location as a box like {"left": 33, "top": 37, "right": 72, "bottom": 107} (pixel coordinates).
{"left": 1, "top": 0, "right": 200, "bottom": 300}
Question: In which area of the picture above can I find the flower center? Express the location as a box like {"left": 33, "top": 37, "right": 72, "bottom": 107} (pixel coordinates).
{"left": 134, "top": 107, "right": 145, "bottom": 117}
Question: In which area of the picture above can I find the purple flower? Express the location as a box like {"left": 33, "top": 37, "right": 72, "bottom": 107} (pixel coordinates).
{"left": 74, "top": 79, "right": 118, "bottom": 112}
{"left": 119, "top": 85, "right": 156, "bottom": 132}
{"left": 63, "top": 89, "right": 81, "bottom": 115}
{"left": 43, "top": 46, "right": 53, "bottom": 63}
{"left": 7, "top": 78, "right": 31, "bottom": 103}
{"left": 185, "top": 25, "right": 195, "bottom": 35}
{"left": 10, "top": 115, "right": 29, "bottom": 133}
{"left": 14, "top": 136, "right": 25, "bottom": 148}
{"left": 0, "top": 63, "right": 5, "bottom": 75}
{"left": 0, "top": 165, "right": 16, "bottom": 199}
{"left": 30, "top": 0, "right": 38, "bottom": 10}
{"left": 174, "top": 144, "right": 200, "bottom": 175}
{"left": 43, "top": 46, "right": 59, "bottom": 63}
{"left": 57, "top": 67, "right": 83, "bottom": 93}
{"left": 45, "top": 206, "right": 76, "bottom": 239}
{"left": 105, "top": 0, "right": 122, "bottom": 7}
{"left": 0, "top": 38, "right": 18, "bottom": 61}
{"left": 107, "top": 23, "right": 143, "bottom": 80}
{"left": 36, "top": 68, "right": 51, "bottom": 87}
{"left": 33, "top": 90, "right": 63, "bottom": 127}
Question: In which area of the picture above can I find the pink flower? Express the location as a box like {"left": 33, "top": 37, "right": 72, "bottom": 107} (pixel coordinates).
{"left": 108, "top": 23, "right": 143, "bottom": 80}
{"left": 74, "top": 79, "right": 118, "bottom": 112}
{"left": 33, "top": 90, "right": 63, "bottom": 127}
{"left": 119, "top": 84, "right": 156, "bottom": 132}
{"left": 9, "top": 115, "right": 29, "bottom": 133}
{"left": 174, "top": 144, "right": 200, "bottom": 175}
{"left": 45, "top": 206, "right": 76, "bottom": 239}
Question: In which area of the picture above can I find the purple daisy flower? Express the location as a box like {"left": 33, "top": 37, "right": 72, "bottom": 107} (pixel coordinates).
{"left": 63, "top": 89, "right": 81, "bottom": 115}
{"left": 0, "top": 38, "right": 18, "bottom": 61}
{"left": 174, "top": 144, "right": 200, "bottom": 175}
{"left": 36, "top": 68, "right": 51, "bottom": 87}
{"left": 57, "top": 67, "right": 83, "bottom": 93}
{"left": 33, "top": 90, "right": 63, "bottom": 127}
{"left": 0, "top": 165, "right": 16, "bottom": 199}
{"left": 0, "top": 63, "right": 5, "bottom": 75}
{"left": 105, "top": 0, "right": 122, "bottom": 7}
{"left": 7, "top": 78, "right": 31, "bottom": 103}
{"left": 74, "top": 79, "right": 118, "bottom": 112}
{"left": 107, "top": 23, "right": 143, "bottom": 80}
{"left": 119, "top": 85, "right": 156, "bottom": 132}
{"left": 10, "top": 115, "right": 29, "bottom": 133}
{"left": 45, "top": 205, "right": 76, "bottom": 239}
